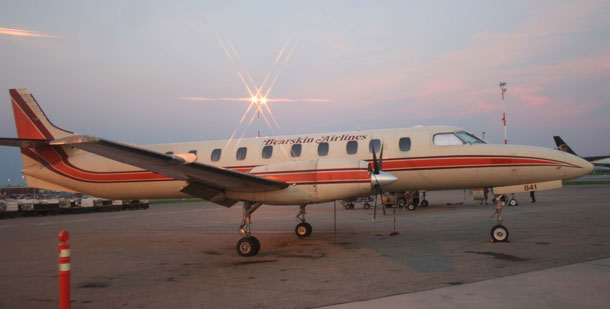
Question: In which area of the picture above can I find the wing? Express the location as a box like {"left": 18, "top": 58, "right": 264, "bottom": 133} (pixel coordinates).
{"left": 1, "top": 136, "right": 288, "bottom": 206}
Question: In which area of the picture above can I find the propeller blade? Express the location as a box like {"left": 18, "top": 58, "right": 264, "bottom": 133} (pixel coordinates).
{"left": 379, "top": 143, "right": 384, "bottom": 171}
{"left": 373, "top": 187, "right": 378, "bottom": 221}
{"left": 372, "top": 143, "right": 379, "bottom": 174}
{"left": 380, "top": 188, "right": 386, "bottom": 216}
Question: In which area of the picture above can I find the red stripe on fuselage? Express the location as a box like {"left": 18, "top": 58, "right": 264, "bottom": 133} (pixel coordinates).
{"left": 257, "top": 169, "right": 370, "bottom": 183}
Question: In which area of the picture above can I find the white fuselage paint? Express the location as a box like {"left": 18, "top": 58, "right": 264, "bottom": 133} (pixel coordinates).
{"left": 22, "top": 126, "right": 593, "bottom": 204}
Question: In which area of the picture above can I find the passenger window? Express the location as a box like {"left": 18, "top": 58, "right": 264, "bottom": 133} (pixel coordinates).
{"left": 433, "top": 133, "right": 465, "bottom": 146}
{"left": 210, "top": 149, "right": 221, "bottom": 162}
{"left": 165, "top": 151, "right": 174, "bottom": 155}
{"left": 346, "top": 141, "right": 358, "bottom": 154}
{"left": 188, "top": 150, "right": 197, "bottom": 155}
{"left": 291, "top": 144, "right": 302, "bottom": 157}
{"left": 236, "top": 147, "right": 247, "bottom": 160}
{"left": 369, "top": 139, "right": 381, "bottom": 153}
{"left": 262, "top": 145, "right": 273, "bottom": 159}
{"left": 318, "top": 142, "right": 329, "bottom": 156}
{"left": 399, "top": 137, "right": 411, "bottom": 151}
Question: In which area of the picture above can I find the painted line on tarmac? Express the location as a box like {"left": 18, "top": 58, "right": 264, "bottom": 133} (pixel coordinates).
{"left": 190, "top": 209, "right": 203, "bottom": 213}
{"left": 0, "top": 224, "right": 14, "bottom": 229}
{"left": 34, "top": 221, "right": 56, "bottom": 226}
{"left": 72, "top": 218, "right": 92, "bottom": 223}
{"left": 143, "top": 213, "right": 158, "bottom": 217}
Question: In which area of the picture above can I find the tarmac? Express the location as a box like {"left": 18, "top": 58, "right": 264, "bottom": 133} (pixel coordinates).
{"left": 0, "top": 184, "right": 609, "bottom": 308}
{"left": 323, "top": 258, "right": 610, "bottom": 308}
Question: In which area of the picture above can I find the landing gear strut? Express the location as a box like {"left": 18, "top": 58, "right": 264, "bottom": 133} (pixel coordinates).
{"left": 420, "top": 192, "right": 429, "bottom": 207}
{"left": 236, "top": 201, "right": 262, "bottom": 257}
{"left": 295, "top": 205, "right": 312, "bottom": 238}
{"left": 490, "top": 194, "right": 509, "bottom": 242}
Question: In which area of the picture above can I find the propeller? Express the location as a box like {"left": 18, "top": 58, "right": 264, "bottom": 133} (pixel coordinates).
{"left": 371, "top": 142, "right": 397, "bottom": 221}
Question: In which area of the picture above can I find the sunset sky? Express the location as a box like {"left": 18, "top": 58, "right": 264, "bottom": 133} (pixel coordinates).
{"left": 1, "top": 0, "right": 609, "bottom": 185}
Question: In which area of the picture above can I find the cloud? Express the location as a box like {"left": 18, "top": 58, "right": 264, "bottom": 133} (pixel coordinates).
{"left": 0, "top": 27, "right": 54, "bottom": 38}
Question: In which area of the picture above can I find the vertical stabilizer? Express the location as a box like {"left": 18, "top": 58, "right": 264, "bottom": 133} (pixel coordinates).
{"left": 9, "top": 89, "right": 75, "bottom": 172}
{"left": 9, "top": 88, "right": 73, "bottom": 140}
{"left": 553, "top": 136, "right": 577, "bottom": 156}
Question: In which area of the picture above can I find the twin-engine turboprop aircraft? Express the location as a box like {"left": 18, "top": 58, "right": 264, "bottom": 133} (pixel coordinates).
{"left": 0, "top": 89, "right": 593, "bottom": 256}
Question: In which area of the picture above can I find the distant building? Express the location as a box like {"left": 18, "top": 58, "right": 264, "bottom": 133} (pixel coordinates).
{"left": 1, "top": 186, "right": 41, "bottom": 198}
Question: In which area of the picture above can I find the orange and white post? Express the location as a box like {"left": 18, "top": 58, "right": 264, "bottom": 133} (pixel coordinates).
{"left": 58, "top": 231, "right": 71, "bottom": 309}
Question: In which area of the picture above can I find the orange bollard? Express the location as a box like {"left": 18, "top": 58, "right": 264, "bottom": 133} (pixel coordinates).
{"left": 58, "top": 231, "right": 71, "bottom": 309}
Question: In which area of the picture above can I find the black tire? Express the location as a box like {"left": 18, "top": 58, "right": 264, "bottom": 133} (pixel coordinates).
{"left": 236, "top": 237, "right": 260, "bottom": 257}
{"left": 295, "top": 222, "right": 312, "bottom": 238}
{"left": 348, "top": 203, "right": 355, "bottom": 209}
{"left": 420, "top": 200, "right": 429, "bottom": 207}
{"left": 384, "top": 204, "right": 393, "bottom": 208}
{"left": 407, "top": 203, "right": 417, "bottom": 211}
{"left": 490, "top": 224, "right": 509, "bottom": 242}
{"left": 509, "top": 199, "right": 518, "bottom": 206}
{"left": 363, "top": 203, "right": 370, "bottom": 209}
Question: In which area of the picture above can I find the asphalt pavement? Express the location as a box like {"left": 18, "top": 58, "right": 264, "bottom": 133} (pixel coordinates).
{"left": 1, "top": 184, "right": 609, "bottom": 308}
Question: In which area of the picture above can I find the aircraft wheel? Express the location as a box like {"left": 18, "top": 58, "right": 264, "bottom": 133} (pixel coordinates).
{"left": 407, "top": 203, "right": 417, "bottom": 211}
{"left": 237, "top": 237, "right": 260, "bottom": 257}
{"left": 490, "top": 225, "right": 509, "bottom": 242}
{"left": 363, "top": 203, "right": 370, "bottom": 209}
{"left": 509, "top": 199, "right": 518, "bottom": 206}
{"left": 420, "top": 200, "right": 429, "bottom": 207}
{"left": 348, "top": 203, "right": 355, "bottom": 209}
{"left": 295, "top": 222, "right": 312, "bottom": 238}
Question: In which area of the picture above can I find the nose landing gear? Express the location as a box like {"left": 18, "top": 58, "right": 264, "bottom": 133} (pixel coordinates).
{"left": 490, "top": 194, "right": 510, "bottom": 242}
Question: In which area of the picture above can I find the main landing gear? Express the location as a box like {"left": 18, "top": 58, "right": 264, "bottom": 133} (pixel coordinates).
{"left": 236, "top": 201, "right": 262, "bottom": 257}
{"left": 490, "top": 194, "right": 510, "bottom": 242}
{"left": 295, "top": 205, "right": 312, "bottom": 238}
{"left": 236, "top": 203, "right": 313, "bottom": 257}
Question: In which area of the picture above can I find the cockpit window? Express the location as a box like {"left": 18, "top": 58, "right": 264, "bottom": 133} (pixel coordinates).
{"left": 455, "top": 131, "right": 486, "bottom": 144}
{"left": 433, "top": 133, "right": 465, "bottom": 146}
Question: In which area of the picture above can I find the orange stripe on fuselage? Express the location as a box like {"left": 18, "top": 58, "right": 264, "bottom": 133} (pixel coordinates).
{"left": 382, "top": 157, "right": 564, "bottom": 170}
{"left": 259, "top": 170, "right": 370, "bottom": 183}
{"left": 33, "top": 146, "right": 171, "bottom": 182}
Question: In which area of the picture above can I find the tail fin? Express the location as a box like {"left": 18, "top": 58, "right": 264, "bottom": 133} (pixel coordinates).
{"left": 553, "top": 136, "right": 577, "bottom": 155}
{"left": 9, "top": 88, "right": 73, "bottom": 140}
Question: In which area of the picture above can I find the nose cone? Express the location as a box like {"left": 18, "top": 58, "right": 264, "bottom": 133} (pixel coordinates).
{"left": 371, "top": 171, "right": 398, "bottom": 188}
{"left": 563, "top": 153, "right": 594, "bottom": 179}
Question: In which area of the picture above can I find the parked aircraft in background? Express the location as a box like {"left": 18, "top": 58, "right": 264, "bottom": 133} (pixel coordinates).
{"left": 0, "top": 89, "right": 593, "bottom": 256}
{"left": 554, "top": 136, "right": 610, "bottom": 173}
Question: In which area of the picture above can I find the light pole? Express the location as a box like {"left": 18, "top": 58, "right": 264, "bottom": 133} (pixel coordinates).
{"left": 499, "top": 82, "right": 508, "bottom": 144}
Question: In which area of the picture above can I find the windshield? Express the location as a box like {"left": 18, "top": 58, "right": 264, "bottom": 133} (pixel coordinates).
{"left": 455, "top": 131, "right": 486, "bottom": 144}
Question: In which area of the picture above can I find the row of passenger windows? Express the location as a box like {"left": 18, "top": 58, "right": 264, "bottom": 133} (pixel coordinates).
{"left": 165, "top": 131, "right": 483, "bottom": 162}
{"left": 205, "top": 138, "right": 412, "bottom": 162}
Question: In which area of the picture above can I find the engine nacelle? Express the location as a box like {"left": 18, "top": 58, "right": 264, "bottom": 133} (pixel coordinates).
{"left": 228, "top": 158, "right": 373, "bottom": 205}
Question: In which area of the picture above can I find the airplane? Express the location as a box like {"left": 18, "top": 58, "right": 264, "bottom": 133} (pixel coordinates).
{"left": 0, "top": 89, "right": 593, "bottom": 256}
{"left": 554, "top": 136, "right": 610, "bottom": 173}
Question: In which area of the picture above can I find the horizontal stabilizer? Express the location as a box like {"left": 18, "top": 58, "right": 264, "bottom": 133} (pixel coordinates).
{"left": 0, "top": 137, "right": 49, "bottom": 147}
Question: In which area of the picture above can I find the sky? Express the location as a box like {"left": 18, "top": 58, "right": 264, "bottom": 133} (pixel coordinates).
{"left": 1, "top": 0, "right": 609, "bottom": 186}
